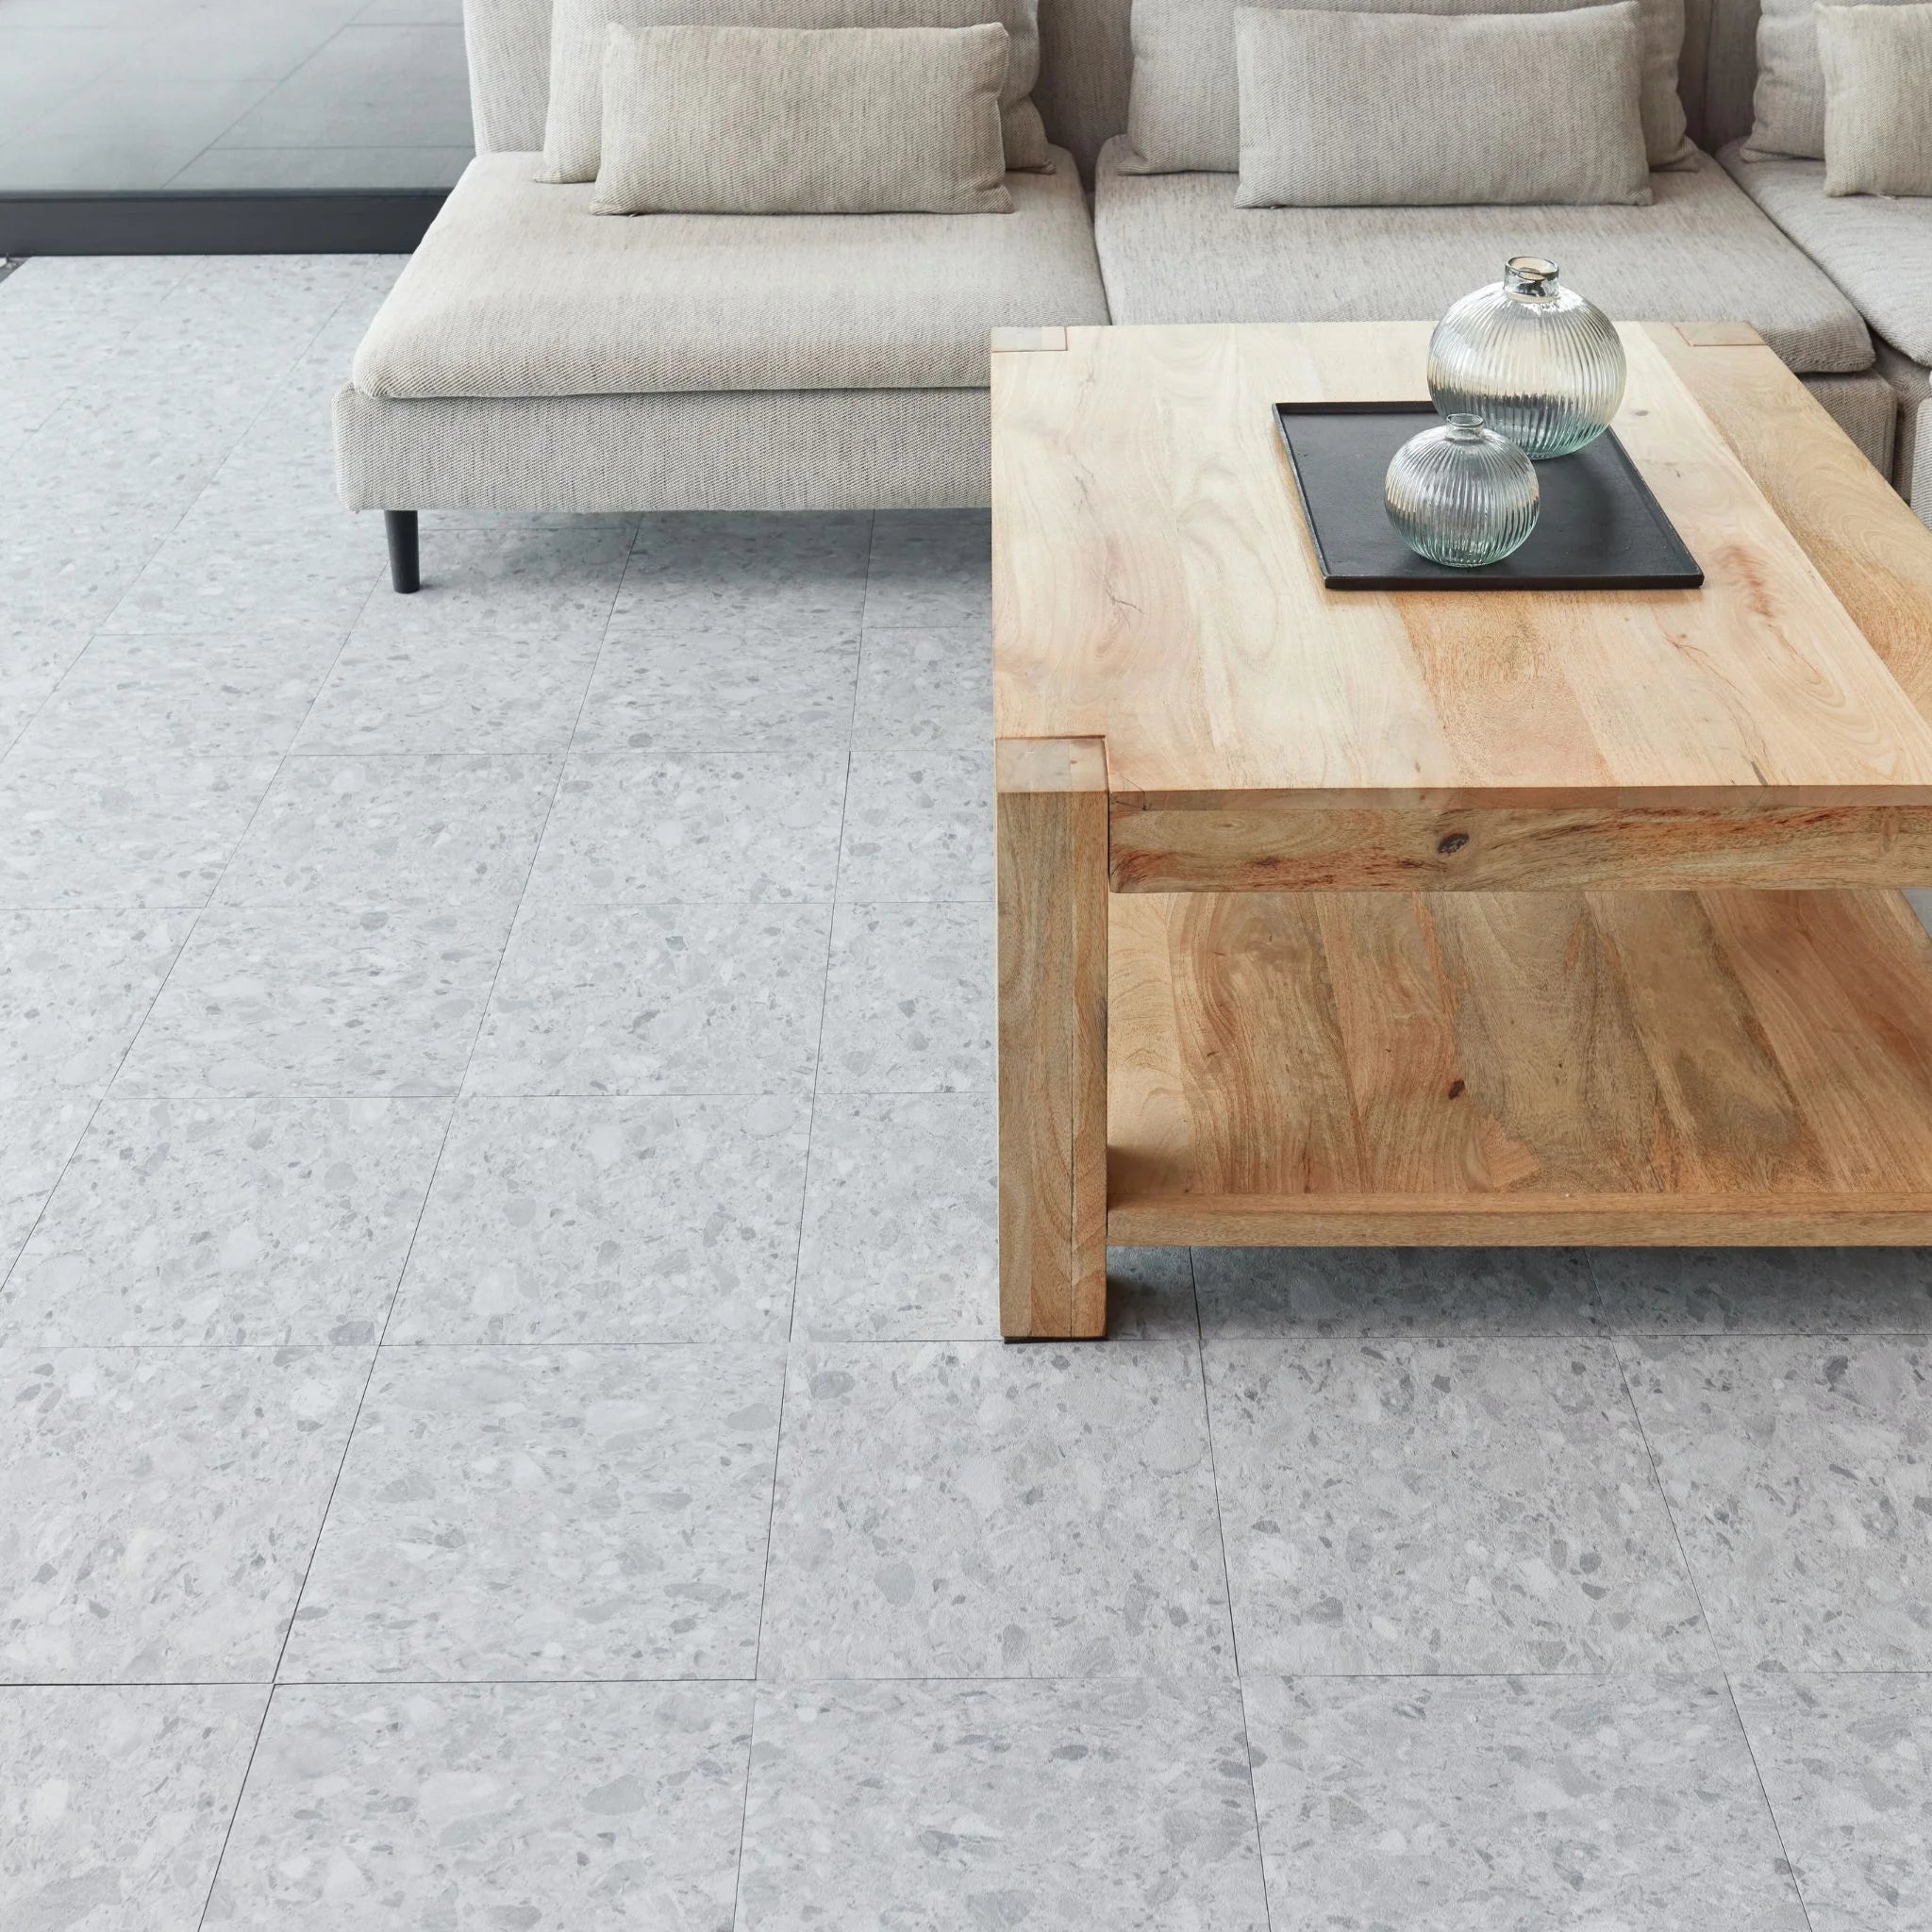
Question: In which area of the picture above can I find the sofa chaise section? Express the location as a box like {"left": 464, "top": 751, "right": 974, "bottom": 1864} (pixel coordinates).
{"left": 1091, "top": 138, "right": 1898, "bottom": 475}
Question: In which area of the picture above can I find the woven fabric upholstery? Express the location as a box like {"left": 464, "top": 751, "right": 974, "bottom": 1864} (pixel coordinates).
{"left": 1092, "top": 138, "right": 1871, "bottom": 372}
{"left": 1722, "top": 139, "right": 1932, "bottom": 362}
{"left": 1233, "top": 4, "right": 1652, "bottom": 208}
{"left": 351, "top": 149, "right": 1106, "bottom": 398}
{"left": 539, "top": 0, "right": 1048, "bottom": 178}
{"left": 1121, "top": 0, "right": 1693, "bottom": 175}
{"left": 333, "top": 384, "right": 992, "bottom": 509}
{"left": 591, "top": 24, "right": 1013, "bottom": 214}
{"left": 1742, "top": 0, "right": 1923, "bottom": 158}
{"left": 1872, "top": 342, "right": 1932, "bottom": 520}
{"left": 1817, "top": 2, "right": 1932, "bottom": 195}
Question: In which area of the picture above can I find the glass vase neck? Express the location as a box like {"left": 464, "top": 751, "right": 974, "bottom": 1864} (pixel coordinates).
{"left": 1443, "top": 412, "right": 1487, "bottom": 442}
{"left": 1503, "top": 257, "right": 1562, "bottom": 300}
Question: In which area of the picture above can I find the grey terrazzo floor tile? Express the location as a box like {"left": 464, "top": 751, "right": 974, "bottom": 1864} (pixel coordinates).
{"left": 388, "top": 1094, "right": 808, "bottom": 1343}
{"left": 851, "top": 625, "right": 991, "bottom": 749}
{"left": 863, "top": 508, "right": 991, "bottom": 627}
{"left": 572, "top": 626, "right": 859, "bottom": 754}
{"left": 0, "top": 910, "right": 186, "bottom": 1100}
{"left": 0, "top": 1096, "right": 91, "bottom": 1283}
{"left": 1622, "top": 1337, "right": 1932, "bottom": 1671}
{"left": 353, "top": 526, "right": 632, "bottom": 646}
{"left": 0, "top": 1344, "right": 367, "bottom": 1683}
{"left": 0, "top": 749, "right": 279, "bottom": 909}
{"left": 759, "top": 1341, "right": 1232, "bottom": 1679}
{"left": 1204, "top": 1339, "right": 1712, "bottom": 1674}
{"left": 836, "top": 744, "right": 991, "bottom": 902}
{"left": 1193, "top": 1245, "right": 1603, "bottom": 1338}
{"left": 1243, "top": 1673, "right": 1807, "bottom": 1931}
{"left": 102, "top": 508, "right": 383, "bottom": 636}
{"left": 818, "top": 902, "right": 992, "bottom": 1093}
{"left": 1592, "top": 1247, "right": 1932, "bottom": 1335}
{"left": 116, "top": 905, "right": 509, "bottom": 1100}
{"left": 466, "top": 901, "right": 830, "bottom": 1098}
{"left": 0, "top": 491, "right": 180, "bottom": 629}
{"left": 15, "top": 628, "right": 347, "bottom": 756}
{"left": 612, "top": 511, "right": 872, "bottom": 633}
{"left": 0, "top": 1684, "right": 266, "bottom": 1932}
{"left": 0, "top": 627, "right": 90, "bottom": 753}
{"left": 283, "top": 1345, "right": 783, "bottom": 1682}
{"left": 215, "top": 753, "right": 558, "bottom": 913}
{"left": 1732, "top": 1672, "right": 1932, "bottom": 1930}
{"left": 4, "top": 1097, "right": 446, "bottom": 1347}
{"left": 527, "top": 752, "right": 845, "bottom": 907}
{"left": 291, "top": 628, "right": 602, "bottom": 755}
{"left": 739, "top": 1678, "right": 1268, "bottom": 1931}
{"left": 204, "top": 1682, "right": 750, "bottom": 1932}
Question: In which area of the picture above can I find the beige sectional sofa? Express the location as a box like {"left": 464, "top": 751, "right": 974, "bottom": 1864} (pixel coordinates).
{"left": 336, "top": 0, "right": 1932, "bottom": 588}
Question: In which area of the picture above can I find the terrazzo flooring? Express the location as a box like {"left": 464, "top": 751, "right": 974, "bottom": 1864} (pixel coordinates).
{"left": 2, "top": 255, "right": 1930, "bottom": 1931}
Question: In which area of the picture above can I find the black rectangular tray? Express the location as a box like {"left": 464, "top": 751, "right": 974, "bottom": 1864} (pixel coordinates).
{"left": 1274, "top": 402, "right": 1703, "bottom": 591}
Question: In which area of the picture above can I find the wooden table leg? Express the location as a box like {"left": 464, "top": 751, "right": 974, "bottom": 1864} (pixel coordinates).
{"left": 996, "top": 737, "right": 1109, "bottom": 1338}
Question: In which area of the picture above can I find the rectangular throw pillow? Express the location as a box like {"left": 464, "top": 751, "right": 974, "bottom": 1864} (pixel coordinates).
{"left": 1744, "top": 0, "right": 1920, "bottom": 158}
{"left": 541, "top": 0, "right": 1048, "bottom": 181}
{"left": 1123, "top": 0, "right": 1691, "bottom": 174}
{"left": 1819, "top": 0, "right": 1932, "bottom": 192}
{"left": 590, "top": 22, "right": 1015, "bottom": 214}
{"left": 1234, "top": 4, "right": 1652, "bottom": 206}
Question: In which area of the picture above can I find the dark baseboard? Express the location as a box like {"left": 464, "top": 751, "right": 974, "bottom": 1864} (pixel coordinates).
{"left": 0, "top": 190, "right": 448, "bottom": 256}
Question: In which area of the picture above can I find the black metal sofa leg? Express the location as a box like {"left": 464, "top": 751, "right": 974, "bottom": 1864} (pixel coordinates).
{"left": 385, "top": 510, "right": 421, "bottom": 593}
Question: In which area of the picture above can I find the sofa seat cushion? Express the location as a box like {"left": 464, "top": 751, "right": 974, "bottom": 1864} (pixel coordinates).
{"left": 1722, "top": 141, "right": 1932, "bottom": 365}
{"left": 352, "top": 149, "right": 1108, "bottom": 400}
{"left": 1092, "top": 138, "right": 1872, "bottom": 375}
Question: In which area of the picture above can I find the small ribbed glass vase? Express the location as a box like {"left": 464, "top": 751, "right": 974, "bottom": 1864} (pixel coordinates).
{"left": 1384, "top": 413, "right": 1540, "bottom": 568}
{"left": 1427, "top": 257, "right": 1626, "bottom": 458}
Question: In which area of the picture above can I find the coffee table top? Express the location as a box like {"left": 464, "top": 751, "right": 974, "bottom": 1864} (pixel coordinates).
{"left": 991, "top": 321, "right": 1932, "bottom": 808}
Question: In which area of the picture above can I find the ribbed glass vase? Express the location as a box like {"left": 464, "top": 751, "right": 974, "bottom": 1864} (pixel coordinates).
{"left": 1426, "top": 257, "right": 1626, "bottom": 459}
{"left": 1384, "top": 413, "right": 1540, "bottom": 569}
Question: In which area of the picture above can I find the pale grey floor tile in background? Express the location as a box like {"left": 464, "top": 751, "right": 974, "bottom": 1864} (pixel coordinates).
{"left": 614, "top": 512, "right": 872, "bottom": 634}
{"left": 0, "top": 1344, "right": 367, "bottom": 1683}
{"left": 16, "top": 628, "right": 347, "bottom": 755}
{"left": 0, "top": 750, "right": 280, "bottom": 910}
{"left": 836, "top": 745, "right": 992, "bottom": 903}
{"left": 1733, "top": 1672, "right": 1932, "bottom": 1930}
{"left": 215, "top": 753, "right": 558, "bottom": 912}
{"left": 351, "top": 525, "right": 633, "bottom": 646}
{"left": 818, "top": 902, "right": 992, "bottom": 1093}
{"left": 388, "top": 1094, "right": 808, "bottom": 1343}
{"left": 1622, "top": 1337, "right": 1932, "bottom": 1671}
{"left": 738, "top": 1679, "right": 1269, "bottom": 1932}
{"left": 0, "top": 1096, "right": 91, "bottom": 1282}
{"left": 572, "top": 627, "right": 859, "bottom": 755}
{"left": 862, "top": 509, "right": 993, "bottom": 627}
{"left": 1592, "top": 1246, "right": 1932, "bottom": 1334}
{"left": 205, "top": 1682, "right": 751, "bottom": 1931}
{"left": 851, "top": 625, "right": 992, "bottom": 749}
{"left": 1205, "top": 1340, "right": 1713, "bottom": 1674}
{"left": 291, "top": 629, "right": 602, "bottom": 755}
{"left": 0, "top": 628, "right": 91, "bottom": 754}
{"left": 5, "top": 1098, "right": 446, "bottom": 1346}
{"left": 1243, "top": 1673, "right": 1807, "bottom": 1931}
{"left": 117, "top": 905, "right": 509, "bottom": 1099}
{"left": 284, "top": 1346, "right": 783, "bottom": 1681}
{"left": 527, "top": 752, "right": 846, "bottom": 907}
{"left": 760, "top": 1341, "right": 1231, "bottom": 1679}
{"left": 1193, "top": 1244, "right": 1603, "bottom": 1338}
{"left": 0, "top": 910, "right": 186, "bottom": 1100}
{"left": 467, "top": 901, "right": 829, "bottom": 1098}
{"left": 0, "top": 1684, "right": 266, "bottom": 1932}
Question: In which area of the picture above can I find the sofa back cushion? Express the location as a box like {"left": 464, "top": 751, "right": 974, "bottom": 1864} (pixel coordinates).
{"left": 1817, "top": 0, "right": 1932, "bottom": 192}
{"left": 590, "top": 22, "right": 1015, "bottom": 212}
{"left": 1122, "top": 0, "right": 1691, "bottom": 173}
{"left": 541, "top": 0, "right": 1047, "bottom": 180}
{"left": 1743, "top": 0, "right": 1923, "bottom": 157}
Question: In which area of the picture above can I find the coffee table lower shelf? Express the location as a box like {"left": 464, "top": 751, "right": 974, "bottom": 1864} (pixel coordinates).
{"left": 1105, "top": 886, "right": 1932, "bottom": 1248}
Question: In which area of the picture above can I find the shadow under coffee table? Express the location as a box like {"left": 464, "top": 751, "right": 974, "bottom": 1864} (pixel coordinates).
{"left": 990, "top": 318, "right": 1932, "bottom": 1339}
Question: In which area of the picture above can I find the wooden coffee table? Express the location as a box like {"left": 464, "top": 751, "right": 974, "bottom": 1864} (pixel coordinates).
{"left": 991, "top": 319, "right": 1932, "bottom": 1339}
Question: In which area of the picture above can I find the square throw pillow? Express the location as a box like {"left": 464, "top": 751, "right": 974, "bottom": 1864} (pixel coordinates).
{"left": 590, "top": 22, "right": 1015, "bottom": 213}
{"left": 1234, "top": 3, "right": 1652, "bottom": 206}
{"left": 1122, "top": 0, "right": 1691, "bottom": 174}
{"left": 1819, "top": 0, "right": 1932, "bottom": 192}
{"left": 1744, "top": 0, "right": 1921, "bottom": 158}
{"left": 541, "top": 0, "right": 1048, "bottom": 181}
